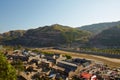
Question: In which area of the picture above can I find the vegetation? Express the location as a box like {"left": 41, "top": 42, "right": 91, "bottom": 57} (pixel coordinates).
{"left": 0, "top": 24, "right": 91, "bottom": 47}
{"left": 32, "top": 49, "right": 40, "bottom": 53}
{"left": 1, "top": 23, "right": 120, "bottom": 48}
{"left": 65, "top": 54, "right": 72, "bottom": 59}
{"left": 91, "top": 25, "right": 120, "bottom": 47}
{"left": 62, "top": 28, "right": 91, "bottom": 47}
{"left": 32, "top": 49, "right": 55, "bottom": 55}
{"left": 79, "top": 21, "right": 120, "bottom": 34}
{"left": 0, "top": 52, "right": 16, "bottom": 80}
{"left": 79, "top": 47, "right": 120, "bottom": 55}
{"left": 1, "top": 30, "right": 25, "bottom": 40}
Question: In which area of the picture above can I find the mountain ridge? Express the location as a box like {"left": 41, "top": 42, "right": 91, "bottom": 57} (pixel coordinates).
{"left": 78, "top": 21, "right": 120, "bottom": 34}
{"left": 90, "top": 25, "right": 120, "bottom": 48}
{"left": 1, "top": 21, "right": 120, "bottom": 48}
{"left": 0, "top": 24, "right": 91, "bottom": 47}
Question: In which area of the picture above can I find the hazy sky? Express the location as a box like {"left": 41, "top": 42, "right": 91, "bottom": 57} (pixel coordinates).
{"left": 0, "top": 0, "right": 120, "bottom": 33}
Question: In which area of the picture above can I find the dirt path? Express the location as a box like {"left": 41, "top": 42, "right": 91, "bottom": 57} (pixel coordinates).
{"left": 42, "top": 49, "right": 120, "bottom": 68}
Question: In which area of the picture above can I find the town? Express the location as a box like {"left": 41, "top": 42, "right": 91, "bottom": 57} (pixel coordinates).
{"left": 3, "top": 47, "right": 120, "bottom": 80}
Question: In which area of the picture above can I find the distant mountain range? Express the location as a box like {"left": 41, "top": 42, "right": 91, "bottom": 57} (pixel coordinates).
{"left": 1, "top": 21, "right": 120, "bottom": 48}
{"left": 90, "top": 25, "right": 120, "bottom": 48}
{"left": 78, "top": 21, "right": 120, "bottom": 34}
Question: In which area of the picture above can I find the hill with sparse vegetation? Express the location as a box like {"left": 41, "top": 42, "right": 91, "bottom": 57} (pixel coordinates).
{"left": 90, "top": 25, "right": 120, "bottom": 48}
{"left": 0, "top": 24, "right": 91, "bottom": 47}
{"left": 78, "top": 21, "right": 120, "bottom": 35}
{"left": 1, "top": 21, "right": 120, "bottom": 48}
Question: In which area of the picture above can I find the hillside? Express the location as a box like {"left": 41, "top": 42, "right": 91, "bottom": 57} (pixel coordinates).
{"left": 0, "top": 30, "right": 26, "bottom": 43}
{"left": 0, "top": 24, "right": 91, "bottom": 47}
{"left": 78, "top": 21, "right": 120, "bottom": 34}
{"left": 1, "top": 30, "right": 25, "bottom": 39}
{"left": 90, "top": 25, "right": 120, "bottom": 48}
{"left": 1, "top": 22, "right": 120, "bottom": 48}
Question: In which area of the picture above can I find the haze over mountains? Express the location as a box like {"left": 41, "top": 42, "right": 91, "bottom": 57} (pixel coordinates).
{"left": 1, "top": 21, "right": 120, "bottom": 48}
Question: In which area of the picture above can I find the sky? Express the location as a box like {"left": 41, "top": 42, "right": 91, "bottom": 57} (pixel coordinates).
{"left": 0, "top": 0, "right": 120, "bottom": 33}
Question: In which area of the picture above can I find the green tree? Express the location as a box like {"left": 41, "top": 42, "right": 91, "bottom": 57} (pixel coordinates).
{"left": 0, "top": 52, "right": 16, "bottom": 80}
{"left": 65, "top": 54, "right": 72, "bottom": 59}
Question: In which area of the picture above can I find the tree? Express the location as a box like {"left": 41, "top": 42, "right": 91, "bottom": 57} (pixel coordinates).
{"left": 0, "top": 52, "right": 16, "bottom": 80}
{"left": 65, "top": 54, "right": 72, "bottom": 59}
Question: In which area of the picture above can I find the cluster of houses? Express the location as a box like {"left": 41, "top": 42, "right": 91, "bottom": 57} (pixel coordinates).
{"left": 5, "top": 49, "right": 120, "bottom": 80}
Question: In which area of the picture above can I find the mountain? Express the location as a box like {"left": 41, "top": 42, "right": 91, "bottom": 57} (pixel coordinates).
{"left": 1, "top": 22, "right": 120, "bottom": 48}
{"left": 0, "top": 24, "right": 91, "bottom": 47}
{"left": 0, "top": 30, "right": 26, "bottom": 42}
{"left": 1, "top": 30, "right": 25, "bottom": 38}
{"left": 90, "top": 25, "right": 120, "bottom": 48}
{"left": 78, "top": 21, "right": 120, "bottom": 34}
